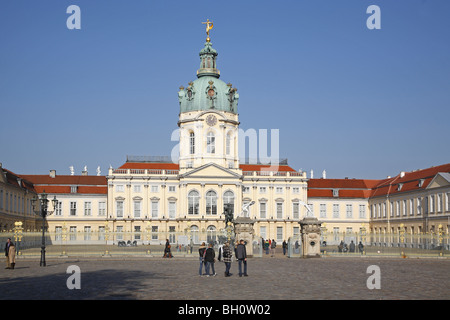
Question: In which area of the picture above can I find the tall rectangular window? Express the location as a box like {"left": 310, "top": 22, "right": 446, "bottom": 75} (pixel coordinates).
{"left": 84, "top": 202, "right": 92, "bottom": 216}
{"left": 134, "top": 201, "right": 141, "bottom": 218}
{"left": 98, "top": 201, "right": 106, "bottom": 216}
{"left": 260, "top": 202, "right": 266, "bottom": 219}
{"left": 169, "top": 201, "right": 176, "bottom": 219}
{"left": 293, "top": 202, "right": 300, "bottom": 219}
{"left": 276, "top": 202, "right": 283, "bottom": 219}
{"left": 320, "top": 204, "right": 326, "bottom": 218}
{"left": 333, "top": 204, "right": 339, "bottom": 218}
{"left": 346, "top": 204, "right": 353, "bottom": 218}
{"left": 190, "top": 132, "right": 195, "bottom": 155}
{"left": 359, "top": 204, "right": 366, "bottom": 218}
{"left": 276, "top": 227, "right": 283, "bottom": 242}
{"left": 70, "top": 202, "right": 77, "bottom": 216}
{"left": 84, "top": 226, "right": 91, "bottom": 241}
{"left": 417, "top": 197, "right": 422, "bottom": 215}
{"left": 430, "top": 195, "right": 435, "bottom": 213}
{"left": 55, "top": 201, "right": 62, "bottom": 216}
{"left": 116, "top": 201, "right": 123, "bottom": 218}
{"left": 260, "top": 226, "right": 267, "bottom": 239}
{"left": 151, "top": 201, "right": 159, "bottom": 218}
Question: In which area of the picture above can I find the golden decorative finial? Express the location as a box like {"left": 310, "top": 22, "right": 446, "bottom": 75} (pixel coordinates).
{"left": 202, "top": 19, "right": 214, "bottom": 42}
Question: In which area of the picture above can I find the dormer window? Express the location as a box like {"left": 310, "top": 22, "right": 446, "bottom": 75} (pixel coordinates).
{"left": 397, "top": 183, "right": 403, "bottom": 191}
{"left": 71, "top": 186, "right": 77, "bottom": 193}
{"left": 418, "top": 179, "right": 425, "bottom": 187}
{"left": 332, "top": 189, "right": 339, "bottom": 197}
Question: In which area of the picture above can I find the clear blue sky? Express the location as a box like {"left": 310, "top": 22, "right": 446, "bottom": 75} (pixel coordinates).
{"left": 1, "top": 0, "right": 449, "bottom": 179}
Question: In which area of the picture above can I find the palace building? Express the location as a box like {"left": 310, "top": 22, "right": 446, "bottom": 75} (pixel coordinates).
{"left": 105, "top": 27, "right": 309, "bottom": 244}
{"left": 1, "top": 22, "right": 449, "bottom": 247}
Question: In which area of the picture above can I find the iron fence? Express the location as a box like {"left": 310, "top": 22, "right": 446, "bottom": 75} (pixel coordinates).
{"left": 1, "top": 230, "right": 448, "bottom": 258}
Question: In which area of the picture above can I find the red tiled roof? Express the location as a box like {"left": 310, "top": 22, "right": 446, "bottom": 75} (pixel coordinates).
{"left": 308, "top": 163, "right": 450, "bottom": 199}
{"left": 308, "top": 179, "right": 381, "bottom": 189}
{"left": 21, "top": 175, "right": 107, "bottom": 185}
{"left": 370, "top": 163, "right": 450, "bottom": 198}
{"left": 1, "top": 168, "right": 36, "bottom": 193}
{"left": 33, "top": 185, "right": 107, "bottom": 195}
{"left": 20, "top": 175, "right": 107, "bottom": 195}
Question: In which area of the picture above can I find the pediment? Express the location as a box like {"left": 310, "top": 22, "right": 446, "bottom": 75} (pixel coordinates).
{"left": 426, "top": 172, "right": 450, "bottom": 189}
{"left": 180, "top": 163, "right": 242, "bottom": 179}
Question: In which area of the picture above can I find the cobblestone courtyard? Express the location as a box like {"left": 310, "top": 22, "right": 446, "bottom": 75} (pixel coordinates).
{"left": 0, "top": 256, "right": 448, "bottom": 300}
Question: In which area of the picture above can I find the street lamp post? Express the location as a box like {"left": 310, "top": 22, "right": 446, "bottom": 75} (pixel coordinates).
{"left": 31, "top": 192, "right": 57, "bottom": 267}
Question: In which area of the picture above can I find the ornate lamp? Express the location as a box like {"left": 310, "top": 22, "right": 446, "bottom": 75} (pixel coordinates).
{"left": 32, "top": 191, "right": 57, "bottom": 266}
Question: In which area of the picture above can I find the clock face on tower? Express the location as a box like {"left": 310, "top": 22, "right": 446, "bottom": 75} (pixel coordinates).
{"left": 205, "top": 114, "right": 217, "bottom": 126}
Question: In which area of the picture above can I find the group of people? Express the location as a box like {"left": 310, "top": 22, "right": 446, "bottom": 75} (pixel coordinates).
{"left": 337, "top": 240, "right": 364, "bottom": 253}
{"left": 262, "top": 238, "right": 289, "bottom": 256}
{"left": 198, "top": 239, "right": 248, "bottom": 277}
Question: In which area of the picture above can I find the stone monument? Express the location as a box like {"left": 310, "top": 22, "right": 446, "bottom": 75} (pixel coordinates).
{"left": 233, "top": 216, "right": 255, "bottom": 257}
{"left": 299, "top": 217, "right": 322, "bottom": 258}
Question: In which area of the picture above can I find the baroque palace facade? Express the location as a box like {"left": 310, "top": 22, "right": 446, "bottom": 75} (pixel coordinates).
{"left": 1, "top": 26, "right": 449, "bottom": 245}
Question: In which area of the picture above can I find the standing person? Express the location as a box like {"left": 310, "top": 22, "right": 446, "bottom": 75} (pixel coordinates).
{"left": 198, "top": 242, "right": 207, "bottom": 276}
{"left": 236, "top": 239, "right": 248, "bottom": 277}
{"left": 222, "top": 241, "right": 233, "bottom": 277}
{"left": 358, "top": 241, "right": 365, "bottom": 255}
{"left": 270, "top": 239, "right": 276, "bottom": 257}
{"left": 264, "top": 239, "right": 270, "bottom": 255}
{"left": 204, "top": 243, "right": 216, "bottom": 277}
{"left": 163, "top": 239, "right": 173, "bottom": 258}
{"left": 349, "top": 240, "right": 356, "bottom": 253}
{"left": 282, "top": 240, "right": 287, "bottom": 256}
{"left": 4, "top": 238, "right": 16, "bottom": 269}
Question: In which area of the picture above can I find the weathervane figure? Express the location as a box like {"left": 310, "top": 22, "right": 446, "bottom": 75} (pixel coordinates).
{"left": 202, "top": 19, "right": 214, "bottom": 42}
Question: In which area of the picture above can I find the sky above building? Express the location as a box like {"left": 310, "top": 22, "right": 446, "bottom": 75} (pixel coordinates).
{"left": 0, "top": 0, "right": 449, "bottom": 179}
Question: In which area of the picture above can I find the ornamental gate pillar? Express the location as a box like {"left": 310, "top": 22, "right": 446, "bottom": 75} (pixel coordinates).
{"left": 299, "top": 217, "right": 322, "bottom": 258}
{"left": 234, "top": 216, "right": 255, "bottom": 257}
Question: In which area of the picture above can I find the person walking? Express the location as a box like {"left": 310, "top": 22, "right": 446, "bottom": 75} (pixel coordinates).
{"left": 282, "top": 240, "right": 287, "bottom": 256}
{"left": 163, "top": 239, "right": 173, "bottom": 258}
{"left": 198, "top": 242, "right": 207, "bottom": 276}
{"left": 5, "top": 238, "right": 16, "bottom": 270}
{"left": 204, "top": 243, "right": 216, "bottom": 277}
{"left": 236, "top": 239, "right": 248, "bottom": 277}
{"left": 222, "top": 241, "right": 233, "bottom": 277}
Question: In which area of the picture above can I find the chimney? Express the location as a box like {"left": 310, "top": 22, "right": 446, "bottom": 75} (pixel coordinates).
{"left": 49, "top": 170, "right": 56, "bottom": 178}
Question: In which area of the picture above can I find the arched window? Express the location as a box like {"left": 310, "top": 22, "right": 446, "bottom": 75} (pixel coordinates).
{"left": 190, "top": 225, "right": 199, "bottom": 244}
{"left": 207, "top": 132, "right": 215, "bottom": 154}
{"left": 206, "top": 190, "right": 217, "bottom": 215}
{"left": 189, "top": 131, "right": 195, "bottom": 155}
{"left": 207, "top": 225, "right": 217, "bottom": 244}
{"left": 223, "top": 190, "right": 235, "bottom": 215}
{"left": 188, "top": 190, "right": 199, "bottom": 215}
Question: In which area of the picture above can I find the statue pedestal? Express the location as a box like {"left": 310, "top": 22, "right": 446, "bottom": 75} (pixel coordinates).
{"left": 234, "top": 216, "right": 255, "bottom": 257}
{"left": 299, "top": 217, "right": 322, "bottom": 258}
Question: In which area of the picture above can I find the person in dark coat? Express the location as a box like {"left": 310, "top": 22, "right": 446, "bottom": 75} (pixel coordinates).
{"left": 5, "top": 238, "right": 16, "bottom": 269}
{"left": 204, "top": 243, "right": 216, "bottom": 276}
{"left": 163, "top": 239, "right": 173, "bottom": 258}
{"left": 198, "top": 242, "right": 207, "bottom": 276}
{"left": 235, "top": 239, "right": 248, "bottom": 277}
{"left": 282, "top": 240, "right": 288, "bottom": 255}
{"left": 222, "top": 241, "right": 233, "bottom": 277}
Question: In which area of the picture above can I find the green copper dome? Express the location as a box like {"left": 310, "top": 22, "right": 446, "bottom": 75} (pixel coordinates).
{"left": 178, "top": 41, "right": 239, "bottom": 114}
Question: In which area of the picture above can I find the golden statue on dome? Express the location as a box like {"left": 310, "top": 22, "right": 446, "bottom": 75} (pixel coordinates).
{"left": 202, "top": 19, "right": 214, "bottom": 42}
